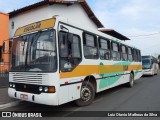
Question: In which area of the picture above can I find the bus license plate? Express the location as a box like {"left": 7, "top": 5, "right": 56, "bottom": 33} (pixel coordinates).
{"left": 20, "top": 94, "right": 28, "bottom": 100}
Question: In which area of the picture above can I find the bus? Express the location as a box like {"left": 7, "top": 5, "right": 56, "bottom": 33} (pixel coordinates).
{"left": 8, "top": 16, "right": 142, "bottom": 106}
{"left": 142, "top": 56, "right": 159, "bottom": 76}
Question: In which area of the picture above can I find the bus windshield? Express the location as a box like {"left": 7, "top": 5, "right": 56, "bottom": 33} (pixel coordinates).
{"left": 11, "top": 29, "right": 57, "bottom": 72}
{"left": 142, "top": 59, "right": 151, "bottom": 69}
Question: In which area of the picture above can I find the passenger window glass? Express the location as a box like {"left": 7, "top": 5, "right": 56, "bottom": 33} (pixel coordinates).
{"left": 83, "top": 33, "right": 98, "bottom": 59}
{"left": 100, "top": 39, "right": 108, "bottom": 49}
{"left": 138, "top": 51, "right": 142, "bottom": 62}
{"left": 122, "top": 46, "right": 126, "bottom": 53}
{"left": 112, "top": 43, "right": 118, "bottom": 52}
{"left": 59, "top": 31, "right": 82, "bottom": 72}
{"left": 99, "top": 38, "right": 110, "bottom": 60}
{"left": 121, "top": 45, "right": 128, "bottom": 61}
{"left": 86, "top": 34, "right": 95, "bottom": 47}
{"left": 59, "top": 32, "right": 68, "bottom": 58}
{"left": 128, "top": 48, "right": 132, "bottom": 54}
{"left": 133, "top": 49, "right": 138, "bottom": 62}
{"left": 111, "top": 42, "right": 120, "bottom": 61}
{"left": 72, "top": 36, "right": 81, "bottom": 58}
{"left": 128, "top": 47, "right": 133, "bottom": 61}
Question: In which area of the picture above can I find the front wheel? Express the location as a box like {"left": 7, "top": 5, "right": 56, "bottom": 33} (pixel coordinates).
{"left": 75, "top": 81, "right": 95, "bottom": 106}
{"left": 127, "top": 73, "right": 134, "bottom": 88}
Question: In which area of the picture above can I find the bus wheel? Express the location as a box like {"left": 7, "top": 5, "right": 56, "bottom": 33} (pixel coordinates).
{"left": 127, "top": 73, "right": 134, "bottom": 88}
{"left": 75, "top": 81, "right": 95, "bottom": 106}
{"left": 155, "top": 71, "right": 158, "bottom": 75}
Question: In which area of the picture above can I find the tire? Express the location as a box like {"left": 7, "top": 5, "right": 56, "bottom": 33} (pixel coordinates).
{"left": 155, "top": 72, "right": 158, "bottom": 75}
{"left": 155, "top": 70, "right": 158, "bottom": 75}
{"left": 75, "top": 81, "right": 95, "bottom": 106}
{"left": 127, "top": 73, "right": 134, "bottom": 88}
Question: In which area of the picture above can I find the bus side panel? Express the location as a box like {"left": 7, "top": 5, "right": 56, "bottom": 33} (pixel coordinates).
{"left": 134, "top": 71, "right": 143, "bottom": 80}
{"left": 68, "top": 82, "right": 81, "bottom": 101}
{"left": 58, "top": 85, "right": 69, "bottom": 105}
{"left": 58, "top": 78, "right": 82, "bottom": 105}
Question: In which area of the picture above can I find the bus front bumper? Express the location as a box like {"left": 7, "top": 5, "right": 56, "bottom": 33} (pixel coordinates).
{"left": 8, "top": 88, "right": 59, "bottom": 106}
{"left": 142, "top": 70, "right": 153, "bottom": 75}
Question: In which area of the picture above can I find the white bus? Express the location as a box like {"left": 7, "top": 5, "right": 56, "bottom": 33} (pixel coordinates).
{"left": 8, "top": 16, "right": 142, "bottom": 106}
{"left": 142, "top": 56, "right": 159, "bottom": 76}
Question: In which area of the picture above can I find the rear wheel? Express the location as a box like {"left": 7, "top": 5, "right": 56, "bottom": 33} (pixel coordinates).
{"left": 75, "top": 81, "right": 95, "bottom": 106}
{"left": 155, "top": 69, "right": 158, "bottom": 75}
{"left": 127, "top": 73, "right": 134, "bottom": 88}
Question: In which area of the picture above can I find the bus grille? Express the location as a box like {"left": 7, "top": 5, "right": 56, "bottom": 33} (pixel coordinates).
{"left": 10, "top": 73, "right": 47, "bottom": 85}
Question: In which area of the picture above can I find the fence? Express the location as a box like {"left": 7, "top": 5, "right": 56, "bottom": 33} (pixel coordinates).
{"left": 0, "top": 63, "right": 9, "bottom": 88}
{"left": 0, "top": 64, "right": 9, "bottom": 78}
{"left": 0, "top": 63, "right": 9, "bottom": 77}
{"left": 0, "top": 70, "right": 8, "bottom": 78}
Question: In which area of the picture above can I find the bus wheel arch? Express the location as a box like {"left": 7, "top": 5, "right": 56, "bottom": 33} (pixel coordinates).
{"left": 131, "top": 71, "right": 134, "bottom": 78}
{"left": 83, "top": 75, "right": 97, "bottom": 92}
{"left": 75, "top": 75, "right": 96, "bottom": 106}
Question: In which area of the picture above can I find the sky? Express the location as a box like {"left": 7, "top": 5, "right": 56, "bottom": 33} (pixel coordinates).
{"left": 0, "top": 0, "right": 160, "bottom": 57}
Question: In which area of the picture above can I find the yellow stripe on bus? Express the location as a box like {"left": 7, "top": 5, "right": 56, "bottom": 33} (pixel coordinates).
{"left": 60, "top": 65, "right": 142, "bottom": 79}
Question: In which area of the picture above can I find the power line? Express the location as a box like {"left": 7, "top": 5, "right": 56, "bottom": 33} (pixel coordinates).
{"left": 127, "top": 32, "right": 160, "bottom": 37}
{"left": 141, "top": 43, "right": 160, "bottom": 50}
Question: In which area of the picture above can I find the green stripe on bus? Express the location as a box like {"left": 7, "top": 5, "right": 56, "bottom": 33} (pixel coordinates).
{"left": 99, "top": 62, "right": 133, "bottom": 89}
{"left": 99, "top": 71, "right": 124, "bottom": 89}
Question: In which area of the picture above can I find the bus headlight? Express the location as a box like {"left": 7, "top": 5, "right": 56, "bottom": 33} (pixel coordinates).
{"left": 13, "top": 84, "right": 15, "bottom": 88}
{"left": 44, "top": 87, "right": 48, "bottom": 92}
{"left": 39, "top": 86, "right": 43, "bottom": 92}
{"left": 9, "top": 83, "right": 13, "bottom": 87}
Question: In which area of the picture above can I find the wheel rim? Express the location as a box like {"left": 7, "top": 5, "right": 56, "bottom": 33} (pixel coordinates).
{"left": 81, "top": 86, "right": 91, "bottom": 102}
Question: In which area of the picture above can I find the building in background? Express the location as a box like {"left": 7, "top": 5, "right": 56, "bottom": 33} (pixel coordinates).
{"left": 9, "top": 0, "right": 129, "bottom": 40}
{"left": 0, "top": 0, "right": 129, "bottom": 72}
{"left": 0, "top": 12, "right": 10, "bottom": 72}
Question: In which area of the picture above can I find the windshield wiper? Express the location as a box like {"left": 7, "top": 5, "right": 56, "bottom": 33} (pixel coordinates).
{"left": 25, "top": 31, "right": 42, "bottom": 67}
{"left": 31, "top": 31, "right": 42, "bottom": 46}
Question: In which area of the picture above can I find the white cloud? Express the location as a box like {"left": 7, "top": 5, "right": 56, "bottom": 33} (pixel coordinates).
{"left": 91, "top": 0, "right": 160, "bottom": 56}
{"left": 0, "top": 0, "right": 42, "bottom": 13}
{"left": 119, "top": 0, "right": 160, "bottom": 23}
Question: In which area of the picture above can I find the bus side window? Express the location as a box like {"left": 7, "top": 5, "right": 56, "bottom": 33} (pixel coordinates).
{"left": 138, "top": 50, "right": 141, "bottom": 62}
{"left": 133, "top": 49, "right": 138, "bottom": 62}
{"left": 83, "top": 33, "right": 98, "bottom": 59}
{"left": 136, "top": 50, "right": 139, "bottom": 62}
{"left": 59, "top": 31, "right": 82, "bottom": 72}
{"left": 121, "top": 45, "right": 128, "bottom": 61}
{"left": 99, "top": 38, "right": 110, "bottom": 60}
{"left": 71, "top": 35, "right": 82, "bottom": 66}
{"left": 59, "top": 32, "right": 68, "bottom": 58}
{"left": 111, "top": 42, "right": 121, "bottom": 61}
{"left": 128, "top": 47, "right": 133, "bottom": 61}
